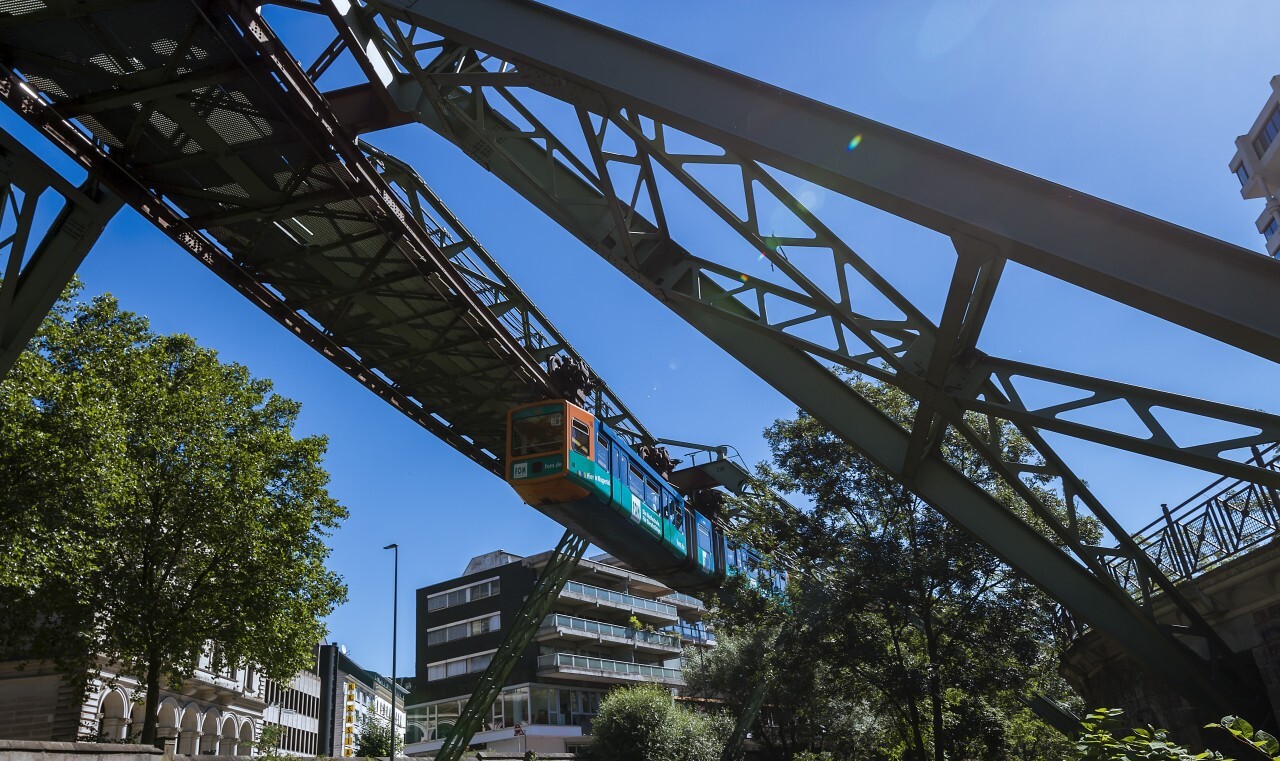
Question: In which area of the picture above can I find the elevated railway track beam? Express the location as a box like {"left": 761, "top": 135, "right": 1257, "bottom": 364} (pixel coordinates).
{"left": 0, "top": 0, "right": 652, "bottom": 469}
{"left": 323, "top": 0, "right": 1280, "bottom": 716}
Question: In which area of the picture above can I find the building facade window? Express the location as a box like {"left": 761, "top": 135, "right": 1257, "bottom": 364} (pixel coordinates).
{"left": 426, "top": 578, "right": 500, "bottom": 612}
{"left": 426, "top": 613, "right": 500, "bottom": 646}
{"left": 1235, "top": 163, "right": 1251, "bottom": 186}
{"left": 1264, "top": 218, "right": 1279, "bottom": 240}
{"left": 425, "top": 650, "right": 498, "bottom": 681}
{"left": 1253, "top": 105, "right": 1280, "bottom": 158}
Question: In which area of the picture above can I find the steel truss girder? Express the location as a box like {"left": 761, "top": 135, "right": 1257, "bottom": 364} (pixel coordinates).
{"left": 326, "top": 0, "right": 1273, "bottom": 712}
{"left": 0, "top": 125, "right": 120, "bottom": 379}
{"left": 0, "top": 0, "right": 656, "bottom": 477}
{"left": 434, "top": 530, "right": 589, "bottom": 761}
{"left": 361, "top": 142, "right": 650, "bottom": 443}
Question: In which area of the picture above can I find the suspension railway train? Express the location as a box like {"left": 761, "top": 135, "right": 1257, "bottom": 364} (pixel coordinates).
{"left": 505, "top": 398, "right": 786, "bottom": 594}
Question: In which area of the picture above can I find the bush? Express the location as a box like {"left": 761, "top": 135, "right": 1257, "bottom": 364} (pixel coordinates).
{"left": 588, "top": 683, "right": 727, "bottom": 761}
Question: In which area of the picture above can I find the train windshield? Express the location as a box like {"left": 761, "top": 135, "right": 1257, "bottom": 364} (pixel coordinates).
{"left": 511, "top": 408, "right": 564, "bottom": 457}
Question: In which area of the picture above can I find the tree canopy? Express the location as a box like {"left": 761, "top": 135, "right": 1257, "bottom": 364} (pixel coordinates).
{"left": 0, "top": 286, "right": 348, "bottom": 743}
{"left": 699, "top": 377, "right": 1091, "bottom": 760}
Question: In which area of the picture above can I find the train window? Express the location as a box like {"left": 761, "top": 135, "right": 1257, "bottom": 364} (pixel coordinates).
{"left": 571, "top": 419, "right": 591, "bottom": 456}
{"left": 644, "top": 479, "right": 660, "bottom": 512}
{"left": 594, "top": 435, "right": 611, "bottom": 472}
{"left": 629, "top": 464, "right": 645, "bottom": 496}
{"left": 511, "top": 408, "right": 564, "bottom": 457}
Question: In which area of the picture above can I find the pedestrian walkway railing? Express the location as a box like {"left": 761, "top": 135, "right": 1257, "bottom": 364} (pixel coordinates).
{"left": 1105, "top": 444, "right": 1280, "bottom": 597}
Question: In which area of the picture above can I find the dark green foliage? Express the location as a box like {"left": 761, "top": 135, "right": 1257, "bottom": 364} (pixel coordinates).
{"left": 1075, "top": 709, "right": 1280, "bottom": 760}
{"left": 0, "top": 285, "right": 348, "bottom": 743}
{"left": 704, "top": 377, "right": 1088, "bottom": 759}
{"left": 353, "top": 713, "right": 403, "bottom": 758}
{"left": 587, "top": 682, "right": 729, "bottom": 761}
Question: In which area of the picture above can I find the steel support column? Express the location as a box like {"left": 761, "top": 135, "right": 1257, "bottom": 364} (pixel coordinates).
{"left": 435, "top": 530, "right": 589, "bottom": 761}
{"left": 0, "top": 127, "right": 120, "bottom": 379}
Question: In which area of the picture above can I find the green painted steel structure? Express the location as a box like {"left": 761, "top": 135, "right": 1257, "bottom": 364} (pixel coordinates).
{"left": 0, "top": 0, "right": 1279, "bottom": 735}
{"left": 434, "top": 530, "right": 589, "bottom": 761}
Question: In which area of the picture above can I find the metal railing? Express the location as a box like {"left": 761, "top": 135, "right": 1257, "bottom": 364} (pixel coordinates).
{"left": 663, "top": 622, "right": 716, "bottom": 645}
{"left": 1105, "top": 445, "right": 1280, "bottom": 597}
{"left": 537, "top": 653, "right": 683, "bottom": 682}
{"left": 560, "top": 581, "right": 677, "bottom": 616}
{"left": 659, "top": 591, "right": 705, "bottom": 609}
{"left": 542, "top": 614, "right": 681, "bottom": 648}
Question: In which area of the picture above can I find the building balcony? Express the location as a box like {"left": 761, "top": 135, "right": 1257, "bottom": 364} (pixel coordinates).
{"left": 536, "top": 653, "right": 684, "bottom": 687}
{"left": 536, "top": 614, "right": 683, "bottom": 655}
{"left": 663, "top": 621, "right": 716, "bottom": 648}
{"left": 1231, "top": 76, "right": 1280, "bottom": 202}
{"left": 557, "top": 580, "right": 678, "bottom": 625}
{"left": 658, "top": 590, "right": 706, "bottom": 620}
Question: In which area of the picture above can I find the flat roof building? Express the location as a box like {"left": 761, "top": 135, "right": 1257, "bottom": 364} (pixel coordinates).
{"left": 1229, "top": 75, "right": 1280, "bottom": 257}
{"left": 404, "top": 549, "right": 714, "bottom": 756}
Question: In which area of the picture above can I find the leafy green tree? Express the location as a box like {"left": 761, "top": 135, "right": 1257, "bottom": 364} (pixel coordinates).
{"left": 0, "top": 287, "right": 348, "bottom": 744}
{"left": 589, "top": 682, "right": 729, "bottom": 761}
{"left": 682, "top": 629, "right": 882, "bottom": 760}
{"left": 353, "top": 713, "right": 403, "bottom": 758}
{"left": 712, "top": 377, "right": 1090, "bottom": 760}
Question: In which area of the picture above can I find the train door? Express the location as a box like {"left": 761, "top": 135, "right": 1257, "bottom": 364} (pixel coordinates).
{"left": 693, "top": 512, "right": 714, "bottom": 574}
{"left": 660, "top": 491, "right": 687, "bottom": 558}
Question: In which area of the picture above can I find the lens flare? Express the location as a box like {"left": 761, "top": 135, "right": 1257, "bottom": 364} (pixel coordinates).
{"left": 739, "top": 273, "right": 749, "bottom": 283}
{"left": 847, "top": 134, "right": 863, "bottom": 151}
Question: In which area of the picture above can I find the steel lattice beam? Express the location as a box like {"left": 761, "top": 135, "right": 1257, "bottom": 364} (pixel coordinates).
{"left": 434, "top": 530, "right": 589, "bottom": 761}
{"left": 0, "top": 125, "right": 120, "bottom": 379}
{"left": 324, "top": 0, "right": 1280, "bottom": 714}
{"left": 0, "top": 0, "right": 654, "bottom": 477}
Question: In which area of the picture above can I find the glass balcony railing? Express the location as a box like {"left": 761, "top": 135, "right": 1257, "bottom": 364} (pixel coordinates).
{"left": 659, "top": 591, "right": 705, "bottom": 608}
{"left": 537, "top": 652, "right": 683, "bottom": 681}
{"left": 560, "top": 581, "right": 677, "bottom": 616}
{"left": 663, "top": 622, "right": 716, "bottom": 645}
{"left": 543, "top": 614, "right": 681, "bottom": 648}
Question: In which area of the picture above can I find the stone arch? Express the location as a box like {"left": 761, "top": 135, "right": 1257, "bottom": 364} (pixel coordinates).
{"left": 156, "top": 699, "right": 181, "bottom": 752}
{"left": 237, "top": 720, "right": 254, "bottom": 756}
{"left": 198, "top": 708, "right": 221, "bottom": 754}
{"left": 97, "top": 690, "right": 129, "bottom": 741}
{"left": 220, "top": 716, "right": 239, "bottom": 756}
{"left": 128, "top": 702, "right": 146, "bottom": 743}
{"left": 178, "top": 703, "right": 200, "bottom": 755}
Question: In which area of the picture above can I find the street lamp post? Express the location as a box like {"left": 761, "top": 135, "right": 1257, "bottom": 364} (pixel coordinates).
{"left": 383, "top": 543, "right": 399, "bottom": 758}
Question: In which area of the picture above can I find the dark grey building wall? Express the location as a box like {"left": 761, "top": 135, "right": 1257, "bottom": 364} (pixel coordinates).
{"left": 414, "top": 560, "right": 540, "bottom": 703}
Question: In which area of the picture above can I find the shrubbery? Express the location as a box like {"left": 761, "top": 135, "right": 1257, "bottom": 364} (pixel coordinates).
{"left": 588, "top": 682, "right": 729, "bottom": 761}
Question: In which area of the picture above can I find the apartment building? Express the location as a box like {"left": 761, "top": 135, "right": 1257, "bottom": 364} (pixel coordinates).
{"left": 1229, "top": 75, "right": 1280, "bottom": 256}
{"left": 404, "top": 549, "right": 714, "bottom": 756}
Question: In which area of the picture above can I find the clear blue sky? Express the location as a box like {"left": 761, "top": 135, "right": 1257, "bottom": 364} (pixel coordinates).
{"left": 5, "top": 1, "right": 1279, "bottom": 681}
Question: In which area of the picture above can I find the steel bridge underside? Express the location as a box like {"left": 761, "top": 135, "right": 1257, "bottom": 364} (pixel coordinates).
{"left": 4, "top": 0, "right": 1280, "bottom": 722}
{"left": 0, "top": 0, "right": 650, "bottom": 476}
